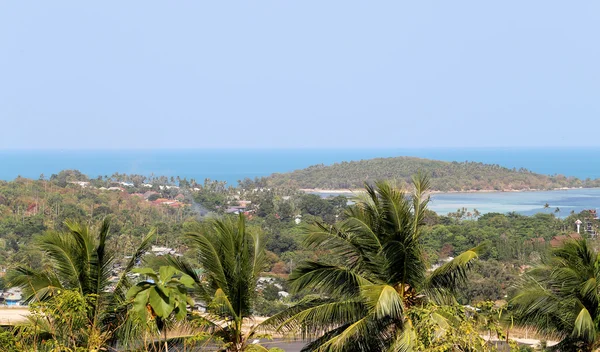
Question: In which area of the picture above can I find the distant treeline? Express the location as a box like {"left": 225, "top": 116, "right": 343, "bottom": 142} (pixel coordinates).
{"left": 266, "top": 156, "right": 600, "bottom": 192}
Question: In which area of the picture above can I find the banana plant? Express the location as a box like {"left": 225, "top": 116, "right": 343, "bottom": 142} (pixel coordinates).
{"left": 127, "top": 266, "right": 195, "bottom": 352}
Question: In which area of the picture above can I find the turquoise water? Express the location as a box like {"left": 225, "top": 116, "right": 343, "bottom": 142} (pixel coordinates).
{"left": 312, "top": 188, "right": 600, "bottom": 217}
{"left": 2, "top": 148, "right": 600, "bottom": 216}
{"left": 428, "top": 188, "right": 600, "bottom": 217}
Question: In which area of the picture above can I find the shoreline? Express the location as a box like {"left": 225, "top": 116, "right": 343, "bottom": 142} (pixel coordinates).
{"left": 301, "top": 186, "right": 600, "bottom": 196}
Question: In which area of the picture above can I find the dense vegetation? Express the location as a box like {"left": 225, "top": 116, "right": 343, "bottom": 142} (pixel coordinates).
{"left": 266, "top": 156, "right": 600, "bottom": 191}
{"left": 2, "top": 169, "right": 600, "bottom": 350}
{"left": 265, "top": 176, "right": 484, "bottom": 351}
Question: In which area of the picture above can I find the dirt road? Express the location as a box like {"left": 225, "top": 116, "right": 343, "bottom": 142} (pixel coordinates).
{"left": 0, "top": 307, "right": 29, "bottom": 325}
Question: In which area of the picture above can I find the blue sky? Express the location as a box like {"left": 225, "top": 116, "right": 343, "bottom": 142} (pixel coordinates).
{"left": 1, "top": 1, "right": 598, "bottom": 149}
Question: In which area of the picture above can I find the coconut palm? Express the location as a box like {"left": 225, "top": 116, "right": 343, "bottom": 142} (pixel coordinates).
{"left": 164, "top": 213, "right": 268, "bottom": 352}
{"left": 264, "top": 175, "right": 482, "bottom": 352}
{"left": 8, "top": 218, "right": 155, "bottom": 349}
{"left": 511, "top": 238, "right": 600, "bottom": 351}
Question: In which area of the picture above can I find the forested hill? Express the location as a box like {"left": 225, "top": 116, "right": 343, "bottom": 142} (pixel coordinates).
{"left": 266, "top": 156, "right": 600, "bottom": 192}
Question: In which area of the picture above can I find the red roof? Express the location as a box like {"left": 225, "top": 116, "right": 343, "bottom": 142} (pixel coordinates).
{"left": 550, "top": 233, "right": 581, "bottom": 247}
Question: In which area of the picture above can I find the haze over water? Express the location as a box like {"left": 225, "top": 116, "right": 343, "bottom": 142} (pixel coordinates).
{"left": 2, "top": 148, "right": 600, "bottom": 182}
{"left": 2, "top": 148, "right": 600, "bottom": 217}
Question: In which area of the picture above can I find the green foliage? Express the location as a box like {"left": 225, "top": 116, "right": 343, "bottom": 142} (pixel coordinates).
{"left": 410, "top": 304, "right": 500, "bottom": 351}
{"left": 457, "top": 260, "right": 517, "bottom": 303}
{"left": 0, "top": 330, "right": 19, "bottom": 352}
{"left": 50, "top": 170, "right": 89, "bottom": 187}
{"left": 147, "top": 193, "right": 160, "bottom": 201}
{"left": 127, "top": 266, "right": 194, "bottom": 351}
{"left": 2, "top": 169, "right": 596, "bottom": 350}
{"left": 8, "top": 219, "right": 155, "bottom": 350}
{"left": 127, "top": 266, "right": 194, "bottom": 323}
{"left": 511, "top": 238, "right": 600, "bottom": 351}
{"left": 192, "top": 179, "right": 229, "bottom": 211}
{"left": 0, "top": 174, "right": 194, "bottom": 272}
{"left": 27, "top": 290, "right": 95, "bottom": 350}
{"left": 263, "top": 175, "right": 482, "bottom": 351}
{"left": 164, "top": 214, "right": 271, "bottom": 352}
{"left": 267, "top": 156, "right": 596, "bottom": 191}
{"left": 254, "top": 295, "right": 289, "bottom": 317}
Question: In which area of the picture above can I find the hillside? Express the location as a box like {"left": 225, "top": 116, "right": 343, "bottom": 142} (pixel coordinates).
{"left": 266, "top": 156, "right": 600, "bottom": 192}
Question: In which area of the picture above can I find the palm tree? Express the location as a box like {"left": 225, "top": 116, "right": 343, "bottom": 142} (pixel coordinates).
{"left": 9, "top": 218, "right": 155, "bottom": 349}
{"left": 165, "top": 214, "right": 268, "bottom": 352}
{"left": 264, "top": 175, "right": 482, "bottom": 351}
{"left": 511, "top": 239, "right": 600, "bottom": 351}
{"left": 544, "top": 202, "right": 550, "bottom": 213}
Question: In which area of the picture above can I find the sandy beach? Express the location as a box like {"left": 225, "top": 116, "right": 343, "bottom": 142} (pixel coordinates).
{"left": 300, "top": 186, "right": 590, "bottom": 196}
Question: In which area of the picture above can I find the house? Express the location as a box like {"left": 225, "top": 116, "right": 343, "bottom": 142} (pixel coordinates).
{"left": 550, "top": 233, "right": 582, "bottom": 247}
{"left": 152, "top": 198, "right": 185, "bottom": 208}
{"left": 225, "top": 206, "right": 247, "bottom": 214}
{"left": 150, "top": 246, "right": 176, "bottom": 256}
{"left": 159, "top": 185, "right": 180, "bottom": 190}
{"left": 4, "top": 288, "right": 23, "bottom": 306}
{"left": 238, "top": 200, "right": 252, "bottom": 207}
{"left": 68, "top": 181, "right": 90, "bottom": 188}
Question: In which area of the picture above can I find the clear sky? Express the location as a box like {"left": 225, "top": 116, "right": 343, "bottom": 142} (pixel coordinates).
{"left": 1, "top": 1, "right": 598, "bottom": 149}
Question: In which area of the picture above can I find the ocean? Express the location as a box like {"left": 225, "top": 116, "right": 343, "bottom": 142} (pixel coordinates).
{"left": 1, "top": 148, "right": 599, "bottom": 184}
{"left": 1, "top": 148, "right": 599, "bottom": 216}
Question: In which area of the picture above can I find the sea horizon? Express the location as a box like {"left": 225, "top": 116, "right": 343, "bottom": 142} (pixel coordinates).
{"left": 1, "top": 147, "right": 600, "bottom": 185}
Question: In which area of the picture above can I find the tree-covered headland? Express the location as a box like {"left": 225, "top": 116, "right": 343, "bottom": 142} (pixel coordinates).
{"left": 267, "top": 156, "right": 600, "bottom": 192}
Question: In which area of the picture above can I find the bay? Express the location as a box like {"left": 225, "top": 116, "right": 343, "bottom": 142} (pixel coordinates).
{"left": 1, "top": 147, "right": 600, "bottom": 184}
{"left": 428, "top": 188, "right": 600, "bottom": 217}
{"left": 2, "top": 148, "right": 600, "bottom": 217}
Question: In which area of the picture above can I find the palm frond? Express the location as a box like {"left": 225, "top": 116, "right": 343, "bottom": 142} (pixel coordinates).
{"left": 210, "top": 288, "right": 238, "bottom": 320}
{"left": 361, "top": 284, "right": 405, "bottom": 321}
{"left": 8, "top": 266, "right": 62, "bottom": 302}
{"left": 36, "top": 230, "right": 85, "bottom": 293}
{"left": 113, "top": 227, "right": 156, "bottom": 302}
{"left": 265, "top": 297, "right": 365, "bottom": 337}
{"left": 572, "top": 307, "right": 595, "bottom": 342}
{"left": 425, "top": 244, "right": 483, "bottom": 291}
{"left": 186, "top": 227, "right": 229, "bottom": 292}
{"left": 387, "top": 322, "right": 417, "bottom": 352}
{"left": 289, "top": 261, "right": 371, "bottom": 297}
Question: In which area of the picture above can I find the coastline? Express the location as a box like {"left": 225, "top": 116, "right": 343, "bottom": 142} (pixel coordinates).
{"left": 301, "top": 186, "right": 599, "bottom": 196}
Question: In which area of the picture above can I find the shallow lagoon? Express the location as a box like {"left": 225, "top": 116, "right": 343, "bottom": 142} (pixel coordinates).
{"left": 427, "top": 188, "right": 600, "bottom": 217}
{"left": 315, "top": 188, "right": 600, "bottom": 218}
